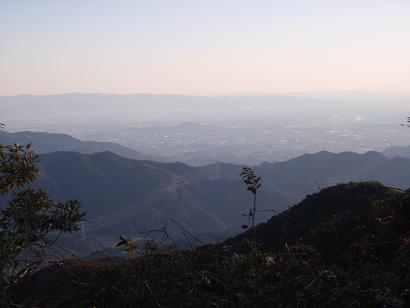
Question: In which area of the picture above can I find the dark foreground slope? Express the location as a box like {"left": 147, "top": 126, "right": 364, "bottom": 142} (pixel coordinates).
{"left": 12, "top": 182, "right": 410, "bottom": 307}
{"left": 222, "top": 181, "right": 403, "bottom": 252}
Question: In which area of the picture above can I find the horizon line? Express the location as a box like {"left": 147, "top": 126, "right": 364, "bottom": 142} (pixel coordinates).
{"left": 1, "top": 89, "right": 410, "bottom": 98}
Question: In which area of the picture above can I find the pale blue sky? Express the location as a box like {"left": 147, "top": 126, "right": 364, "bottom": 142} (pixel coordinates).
{"left": 1, "top": 0, "right": 409, "bottom": 95}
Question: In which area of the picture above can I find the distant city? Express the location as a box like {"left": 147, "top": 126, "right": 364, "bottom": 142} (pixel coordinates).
{"left": 2, "top": 93, "right": 409, "bottom": 166}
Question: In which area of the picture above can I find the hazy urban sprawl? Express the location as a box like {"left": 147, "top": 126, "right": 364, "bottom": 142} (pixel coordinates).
{"left": 2, "top": 92, "right": 409, "bottom": 165}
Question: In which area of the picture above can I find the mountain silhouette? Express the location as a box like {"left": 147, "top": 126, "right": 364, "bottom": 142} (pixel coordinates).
{"left": 36, "top": 151, "right": 293, "bottom": 239}
{"left": 0, "top": 130, "right": 165, "bottom": 162}
{"left": 33, "top": 149, "right": 410, "bottom": 243}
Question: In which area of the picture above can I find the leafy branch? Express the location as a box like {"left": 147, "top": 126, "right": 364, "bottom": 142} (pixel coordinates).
{"left": 240, "top": 166, "right": 262, "bottom": 231}
{"left": 0, "top": 136, "right": 84, "bottom": 304}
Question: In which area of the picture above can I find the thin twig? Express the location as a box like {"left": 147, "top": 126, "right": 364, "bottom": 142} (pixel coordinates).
{"left": 144, "top": 280, "right": 161, "bottom": 308}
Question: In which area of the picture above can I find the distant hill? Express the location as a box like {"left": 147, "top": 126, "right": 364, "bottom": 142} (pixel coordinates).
{"left": 2, "top": 131, "right": 408, "bottom": 250}
{"left": 0, "top": 130, "right": 166, "bottom": 162}
{"left": 383, "top": 144, "right": 410, "bottom": 159}
{"left": 1, "top": 93, "right": 408, "bottom": 120}
{"left": 35, "top": 151, "right": 294, "bottom": 240}
{"left": 0, "top": 93, "right": 333, "bottom": 120}
{"left": 257, "top": 150, "right": 410, "bottom": 192}
{"left": 31, "top": 149, "right": 410, "bottom": 247}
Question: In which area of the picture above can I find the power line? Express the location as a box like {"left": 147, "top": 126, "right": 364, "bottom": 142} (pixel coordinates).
{"left": 328, "top": 157, "right": 383, "bottom": 186}
{"left": 80, "top": 163, "right": 220, "bottom": 233}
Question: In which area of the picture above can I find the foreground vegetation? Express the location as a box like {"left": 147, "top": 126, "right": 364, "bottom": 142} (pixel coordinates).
{"left": 9, "top": 182, "right": 410, "bottom": 307}
{"left": 0, "top": 131, "right": 83, "bottom": 305}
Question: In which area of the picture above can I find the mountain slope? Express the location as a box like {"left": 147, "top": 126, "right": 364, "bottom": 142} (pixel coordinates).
{"left": 383, "top": 145, "right": 410, "bottom": 159}
{"left": 13, "top": 182, "right": 410, "bottom": 307}
{"left": 257, "top": 150, "right": 410, "bottom": 192}
{"left": 36, "top": 151, "right": 294, "bottom": 240}
{"left": 30, "top": 149, "right": 410, "bottom": 256}
{"left": 0, "top": 130, "right": 165, "bottom": 161}
{"left": 223, "top": 181, "right": 402, "bottom": 251}
{"left": 34, "top": 150, "right": 410, "bottom": 241}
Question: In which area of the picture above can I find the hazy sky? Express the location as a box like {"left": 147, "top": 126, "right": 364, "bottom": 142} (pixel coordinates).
{"left": 1, "top": 0, "right": 409, "bottom": 95}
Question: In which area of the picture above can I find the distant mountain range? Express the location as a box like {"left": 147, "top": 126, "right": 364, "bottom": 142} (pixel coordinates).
{"left": 0, "top": 130, "right": 166, "bottom": 162}
{"left": 2, "top": 93, "right": 409, "bottom": 167}
{"left": 35, "top": 151, "right": 294, "bottom": 241}
{"left": 0, "top": 93, "right": 334, "bottom": 119}
{"left": 2, "top": 129, "right": 410, "bottom": 247}
{"left": 256, "top": 150, "right": 410, "bottom": 190}
{"left": 33, "top": 149, "right": 410, "bottom": 243}
{"left": 1, "top": 92, "right": 408, "bottom": 117}
{"left": 383, "top": 145, "right": 410, "bottom": 159}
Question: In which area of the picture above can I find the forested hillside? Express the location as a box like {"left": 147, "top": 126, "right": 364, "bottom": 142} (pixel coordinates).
{"left": 36, "top": 151, "right": 293, "bottom": 239}
{"left": 12, "top": 182, "right": 410, "bottom": 307}
{"left": 32, "top": 150, "right": 410, "bottom": 244}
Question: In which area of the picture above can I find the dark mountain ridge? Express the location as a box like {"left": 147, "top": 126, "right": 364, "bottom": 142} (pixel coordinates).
{"left": 36, "top": 151, "right": 292, "bottom": 241}
{"left": 257, "top": 150, "right": 410, "bottom": 192}
{"left": 3, "top": 129, "right": 410, "bottom": 247}
{"left": 383, "top": 144, "right": 410, "bottom": 159}
{"left": 32, "top": 149, "right": 410, "bottom": 248}
{"left": 0, "top": 130, "right": 165, "bottom": 162}
{"left": 222, "top": 181, "right": 403, "bottom": 252}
